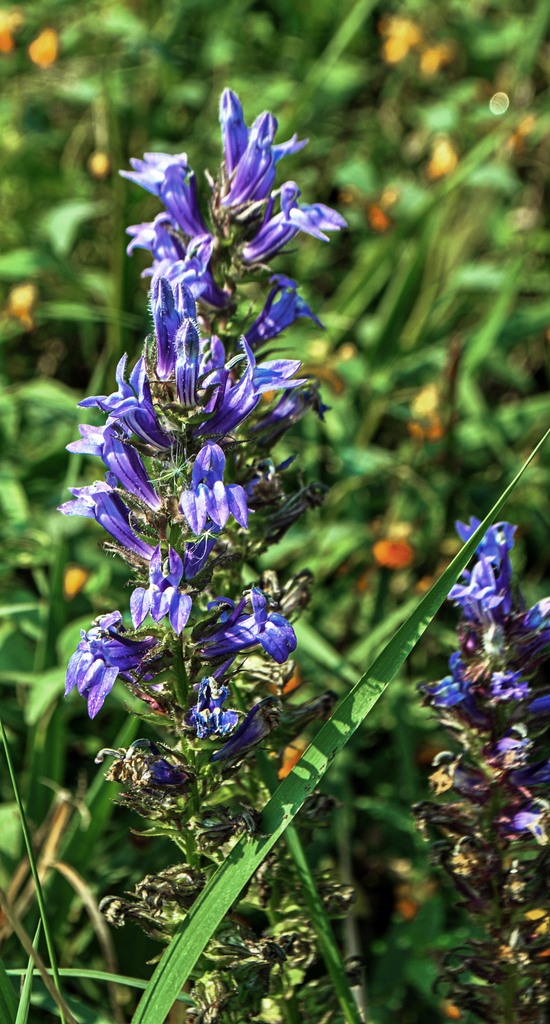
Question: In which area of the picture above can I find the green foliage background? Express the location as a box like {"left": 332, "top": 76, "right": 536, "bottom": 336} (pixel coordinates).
{"left": 1, "top": 0, "right": 550, "bottom": 1020}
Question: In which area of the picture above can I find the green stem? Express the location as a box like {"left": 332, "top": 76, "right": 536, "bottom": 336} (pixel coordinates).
{"left": 256, "top": 751, "right": 364, "bottom": 1024}
{"left": 0, "top": 718, "right": 65, "bottom": 1024}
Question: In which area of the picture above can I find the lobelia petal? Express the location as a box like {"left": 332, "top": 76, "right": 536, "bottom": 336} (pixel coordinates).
{"left": 208, "top": 480, "right": 230, "bottom": 528}
{"left": 87, "top": 665, "right": 119, "bottom": 719}
{"left": 169, "top": 591, "right": 192, "bottom": 635}
{"left": 180, "top": 486, "right": 208, "bottom": 535}
{"left": 226, "top": 484, "right": 248, "bottom": 528}
{"left": 219, "top": 88, "right": 249, "bottom": 176}
{"left": 130, "top": 587, "right": 152, "bottom": 629}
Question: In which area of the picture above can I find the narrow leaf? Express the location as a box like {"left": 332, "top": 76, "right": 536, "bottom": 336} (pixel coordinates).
{"left": 132, "top": 427, "right": 550, "bottom": 1024}
{"left": 15, "top": 926, "right": 40, "bottom": 1024}
{"left": 0, "top": 954, "right": 18, "bottom": 1024}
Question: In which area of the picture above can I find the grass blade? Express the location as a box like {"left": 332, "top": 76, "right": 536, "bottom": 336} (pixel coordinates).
{"left": 15, "top": 925, "right": 40, "bottom": 1024}
{"left": 6, "top": 970, "right": 194, "bottom": 1005}
{"left": 131, "top": 427, "right": 550, "bottom": 1024}
{"left": 0, "top": 953, "right": 18, "bottom": 1024}
{"left": 0, "top": 718, "right": 66, "bottom": 1022}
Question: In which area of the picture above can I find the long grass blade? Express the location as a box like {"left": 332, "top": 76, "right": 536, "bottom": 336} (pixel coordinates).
{"left": 5, "top": 969, "right": 194, "bottom": 1005}
{"left": 15, "top": 925, "right": 40, "bottom": 1024}
{"left": 0, "top": 953, "right": 18, "bottom": 1024}
{"left": 131, "top": 427, "right": 550, "bottom": 1024}
{"left": 0, "top": 718, "right": 66, "bottom": 1023}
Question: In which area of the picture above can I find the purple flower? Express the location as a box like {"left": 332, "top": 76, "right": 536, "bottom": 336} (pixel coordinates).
{"left": 510, "top": 760, "right": 550, "bottom": 788}
{"left": 210, "top": 696, "right": 281, "bottom": 763}
{"left": 219, "top": 91, "right": 307, "bottom": 208}
{"left": 121, "top": 152, "right": 208, "bottom": 238}
{"left": 180, "top": 442, "right": 248, "bottom": 536}
{"left": 150, "top": 235, "right": 230, "bottom": 308}
{"left": 186, "top": 677, "right": 239, "bottom": 739}
{"left": 183, "top": 534, "right": 217, "bottom": 580}
{"left": 130, "top": 544, "right": 192, "bottom": 634}
{"left": 147, "top": 758, "right": 189, "bottom": 786}
{"left": 58, "top": 481, "right": 155, "bottom": 561}
{"left": 242, "top": 181, "right": 346, "bottom": 264}
{"left": 448, "top": 556, "right": 506, "bottom": 621}
{"left": 65, "top": 611, "right": 158, "bottom": 718}
{"left": 529, "top": 694, "right": 550, "bottom": 715}
{"left": 150, "top": 276, "right": 197, "bottom": 382}
{"left": 198, "top": 587, "right": 297, "bottom": 664}
{"left": 79, "top": 355, "right": 173, "bottom": 451}
{"left": 490, "top": 670, "right": 529, "bottom": 703}
{"left": 244, "top": 275, "right": 323, "bottom": 350}
{"left": 250, "top": 382, "right": 329, "bottom": 445}
{"left": 127, "top": 213, "right": 187, "bottom": 262}
{"left": 67, "top": 425, "right": 161, "bottom": 512}
{"left": 456, "top": 518, "right": 516, "bottom": 565}
{"left": 510, "top": 806, "right": 548, "bottom": 844}
{"left": 197, "top": 337, "right": 306, "bottom": 438}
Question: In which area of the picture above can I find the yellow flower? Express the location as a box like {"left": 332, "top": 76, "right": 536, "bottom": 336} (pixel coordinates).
{"left": 5, "top": 282, "right": 38, "bottom": 329}
{"left": 426, "top": 138, "right": 458, "bottom": 181}
{"left": 379, "top": 16, "right": 423, "bottom": 64}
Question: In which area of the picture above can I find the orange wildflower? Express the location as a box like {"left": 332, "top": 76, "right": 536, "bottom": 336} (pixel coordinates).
{"left": 379, "top": 16, "right": 422, "bottom": 64}
{"left": 426, "top": 138, "right": 458, "bottom": 181}
{"left": 420, "top": 42, "right": 455, "bottom": 76}
{"left": 373, "top": 539, "right": 414, "bottom": 570}
{"left": 367, "top": 204, "right": 392, "bottom": 233}
{"left": 5, "top": 282, "right": 38, "bottom": 329}
{"left": 89, "top": 151, "right": 110, "bottom": 180}
{"left": 441, "top": 1001, "right": 462, "bottom": 1020}
{"left": 278, "top": 737, "right": 308, "bottom": 780}
{"left": 0, "top": 8, "right": 23, "bottom": 53}
{"left": 63, "top": 564, "right": 90, "bottom": 601}
{"left": 28, "top": 27, "right": 58, "bottom": 68}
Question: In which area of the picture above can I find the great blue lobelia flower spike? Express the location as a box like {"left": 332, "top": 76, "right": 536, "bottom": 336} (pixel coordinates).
{"left": 65, "top": 611, "right": 158, "bottom": 718}
{"left": 180, "top": 441, "right": 248, "bottom": 535}
{"left": 130, "top": 544, "right": 192, "bottom": 634}
{"left": 150, "top": 275, "right": 197, "bottom": 381}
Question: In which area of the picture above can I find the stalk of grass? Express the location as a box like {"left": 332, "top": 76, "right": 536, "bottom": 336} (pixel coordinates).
{"left": 0, "top": 718, "right": 66, "bottom": 1024}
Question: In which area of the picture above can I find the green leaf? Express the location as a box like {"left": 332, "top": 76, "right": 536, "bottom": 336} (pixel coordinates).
{"left": 0, "top": 953, "right": 17, "bottom": 1024}
{"left": 0, "top": 249, "right": 53, "bottom": 281}
{"left": 131, "top": 428, "right": 550, "bottom": 1024}
{"left": 15, "top": 926, "right": 41, "bottom": 1024}
{"left": 40, "top": 202, "right": 109, "bottom": 258}
{"left": 6, "top": 970, "right": 194, "bottom": 1006}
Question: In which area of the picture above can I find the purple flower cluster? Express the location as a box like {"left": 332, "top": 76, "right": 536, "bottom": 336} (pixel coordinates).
{"left": 59, "top": 88, "right": 339, "bottom": 747}
{"left": 122, "top": 88, "right": 345, "bottom": 327}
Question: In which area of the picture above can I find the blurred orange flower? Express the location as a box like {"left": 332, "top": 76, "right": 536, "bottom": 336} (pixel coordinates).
{"left": 426, "top": 138, "right": 458, "bottom": 181}
{"left": 278, "top": 737, "right": 308, "bottom": 780}
{"left": 408, "top": 383, "right": 445, "bottom": 441}
{"left": 63, "top": 564, "right": 90, "bottom": 601}
{"left": 28, "top": 27, "right": 58, "bottom": 68}
{"left": 0, "top": 8, "right": 23, "bottom": 53}
{"left": 373, "top": 539, "right": 414, "bottom": 570}
{"left": 379, "top": 16, "right": 422, "bottom": 64}
{"left": 420, "top": 42, "right": 455, "bottom": 76}
{"left": 367, "top": 204, "right": 392, "bottom": 233}
{"left": 441, "top": 1001, "right": 462, "bottom": 1020}
{"left": 5, "top": 282, "right": 38, "bottom": 329}
{"left": 89, "top": 151, "right": 111, "bottom": 180}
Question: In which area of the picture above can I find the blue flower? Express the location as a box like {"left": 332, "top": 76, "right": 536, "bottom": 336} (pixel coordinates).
{"left": 149, "top": 235, "right": 231, "bottom": 308}
{"left": 448, "top": 556, "right": 506, "bottom": 621}
{"left": 244, "top": 275, "right": 323, "bottom": 350}
{"left": 219, "top": 90, "right": 307, "bottom": 207}
{"left": 150, "top": 275, "right": 198, "bottom": 382}
{"left": 79, "top": 355, "right": 173, "bottom": 451}
{"left": 490, "top": 670, "right": 529, "bottom": 703}
{"left": 242, "top": 181, "right": 346, "bottom": 264}
{"left": 130, "top": 544, "right": 192, "bottom": 634}
{"left": 250, "top": 382, "right": 329, "bottom": 445}
{"left": 186, "top": 677, "right": 239, "bottom": 739}
{"left": 183, "top": 534, "right": 217, "bottom": 580}
{"left": 197, "top": 338, "right": 306, "bottom": 439}
{"left": 455, "top": 518, "right": 516, "bottom": 565}
{"left": 180, "top": 442, "right": 248, "bottom": 536}
{"left": 210, "top": 696, "right": 281, "bottom": 763}
{"left": 198, "top": 587, "right": 297, "bottom": 664}
{"left": 510, "top": 806, "right": 548, "bottom": 844}
{"left": 67, "top": 424, "right": 161, "bottom": 512}
{"left": 120, "top": 152, "right": 208, "bottom": 237}
{"left": 58, "top": 480, "right": 155, "bottom": 561}
{"left": 510, "top": 760, "right": 550, "bottom": 788}
{"left": 66, "top": 611, "right": 158, "bottom": 718}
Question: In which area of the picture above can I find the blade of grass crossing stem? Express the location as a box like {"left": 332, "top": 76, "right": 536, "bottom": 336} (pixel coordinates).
{"left": 0, "top": 719, "right": 65, "bottom": 1023}
{"left": 132, "top": 428, "right": 550, "bottom": 1024}
{"left": 6, "top": 970, "right": 194, "bottom": 1005}
{"left": 0, "top": 954, "right": 17, "bottom": 1024}
{"left": 15, "top": 926, "right": 40, "bottom": 1024}
{"left": 257, "top": 751, "right": 362, "bottom": 1024}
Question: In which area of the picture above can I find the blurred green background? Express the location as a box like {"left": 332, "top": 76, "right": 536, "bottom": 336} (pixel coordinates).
{"left": 1, "top": 0, "right": 550, "bottom": 1020}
